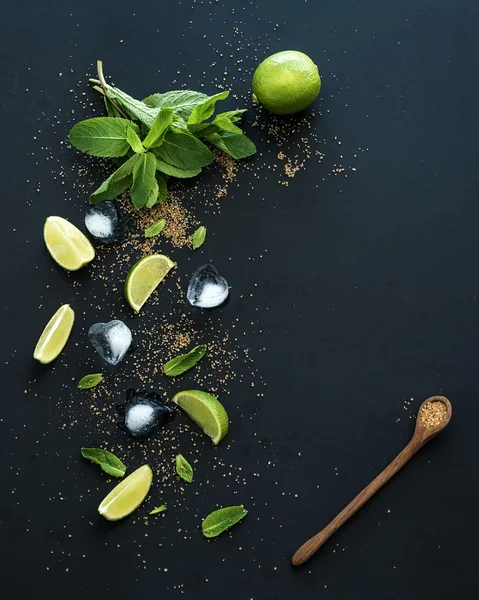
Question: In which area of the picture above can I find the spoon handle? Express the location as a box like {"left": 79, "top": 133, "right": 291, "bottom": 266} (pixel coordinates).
{"left": 292, "top": 438, "right": 422, "bottom": 566}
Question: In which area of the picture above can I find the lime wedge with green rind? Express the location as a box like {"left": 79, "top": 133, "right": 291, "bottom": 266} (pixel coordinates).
{"left": 172, "top": 390, "right": 229, "bottom": 445}
{"left": 125, "top": 254, "right": 175, "bottom": 313}
{"left": 33, "top": 304, "right": 75, "bottom": 364}
{"left": 44, "top": 216, "right": 95, "bottom": 271}
{"left": 98, "top": 464, "right": 153, "bottom": 521}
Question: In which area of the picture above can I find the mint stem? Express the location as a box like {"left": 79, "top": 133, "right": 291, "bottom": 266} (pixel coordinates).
{"left": 95, "top": 60, "right": 131, "bottom": 121}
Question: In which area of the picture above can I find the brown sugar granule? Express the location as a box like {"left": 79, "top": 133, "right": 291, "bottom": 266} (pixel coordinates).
{"left": 419, "top": 400, "right": 447, "bottom": 428}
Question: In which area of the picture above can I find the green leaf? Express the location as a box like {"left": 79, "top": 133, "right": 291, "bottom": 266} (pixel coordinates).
{"left": 81, "top": 448, "right": 126, "bottom": 478}
{"left": 143, "top": 108, "right": 175, "bottom": 148}
{"left": 90, "top": 175, "right": 131, "bottom": 204}
{"left": 106, "top": 87, "right": 160, "bottom": 129}
{"left": 156, "top": 130, "right": 214, "bottom": 169}
{"left": 77, "top": 373, "right": 104, "bottom": 389}
{"left": 189, "top": 111, "right": 246, "bottom": 139}
{"left": 188, "top": 123, "right": 220, "bottom": 138}
{"left": 143, "top": 90, "right": 208, "bottom": 118}
{"left": 215, "top": 109, "right": 247, "bottom": 123}
{"left": 192, "top": 226, "right": 207, "bottom": 250}
{"left": 163, "top": 344, "right": 207, "bottom": 376}
{"left": 149, "top": 505, "right": 167, "bottom": 515}
{"left": 126, "top": 126, "right": 145, "bottom": 153}
{"left": 206, "top": 132, "right": 256, "bottom": 159}
{"left": 175, "top": 454, "right": 194, "bottom": 483}
{"left": 131, "top": 152, "right": 157, "bottom": 209}
{"left": 89, "top": 154, "right": 139, "bottom": 204}
{"left": 188, "top": 91, "right": 230, "bottom": 125}
{"left": 201, "top": 506, "right": 248, "bottom": 538}
{"left": 145, "top": 218, "right": 166, "bottom": 238}
{"left": 69, "top": 117, "right": 133, "bottom": 157}
{"left": 145, "top": 176, "right": 159, "bottom": 208}
{"left": 155, "top": 157, "right": 202, "bottom": 179}
{"left": 213, "top": 114, "right": 242, "bottom": 135}
{"left": 156, "top": 173, "right": 168, "bottom": 205}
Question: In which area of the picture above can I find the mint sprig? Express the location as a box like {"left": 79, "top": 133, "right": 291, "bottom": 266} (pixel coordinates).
{"left": 176, "top": 454, "right": 194, "bottom": 483}
{"left": 77, "top": 373, "right": 104, "bottom": 389}
{"left": 69, "top": 60, "right": 256, "bottom": 210}
{"left": 192, "top": 226, "right": 207, "bottom": 250}
{"left": 163, "top": 344, "right": 207, "bottom": 377}
{"left": 201, "top": 506, "right": 248, "bottom": 538}
{"left": 81, "top": 448, "right": 126, "bottom": 478}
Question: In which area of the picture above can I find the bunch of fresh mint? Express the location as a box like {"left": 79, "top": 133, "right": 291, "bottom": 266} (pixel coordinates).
{"left": 68, "top": 61, "right": 256, "bottom": 209}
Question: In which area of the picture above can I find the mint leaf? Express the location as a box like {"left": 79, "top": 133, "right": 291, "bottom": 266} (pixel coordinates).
{"left": 156, "top": 130, "right": 214, "bottom": 169}
{"left": 126, "top": 126, "right": 145, "bottom": 153}
{"left": 77, "top": 373, "right": 103, "bottom": 389}
{"left": 90, "top": 175, "right": 131, "bottom": 204}
{"left": 81, "top": 448, "right": 126, "bottom": 478}
{"left": 145, "top": 176, "right": 159, "bottom": 208}
{"left": 213, "top": 115, "right": 242, "bottom": 135}
{"left": 143, "top": 90, "right": 208, "bottom": 118}
{"left": 89, "top": 154, "right": 139, "bottom": 204}
{"left": 163, "top": 344, "right": 207, "bottom": 376}
{"left": 145, "top": 219, "right": 166, "bottom": 238}
{"left": 188, "top": 91, "right": 230, "bottom": 125}
{"left": 149, "top": 505, "right": 167, "bottom": 515}
{"left": 106, "top": 87, "right": 159, "bottom": 128}
{"left": 69, "top": 117, "right": 133, "bottom": 157}
{"left": 189, "top": 111, "right": 246, "bottom": 139}
{"left": 175, "top": 454, "right": 194, "bottom": 483}
{"left": 201, "top": 506, "right": 248, "bottom": 538}
{"left": 215, "top": 109, "right": 247, "bottom": 123}
{"left": 155, "top": 157, "right": 202, "bottom": 179}
{"left": 156, "top": 173, "right": 168, "bottom": 205}
{"left": 192, "top": 226, "right": 206, "bottom": 250}
{"left": 143, "top": 108, "right": 175, "bottom": 148}
{"left": 188, "top": 123, "right": 220, "bottom": 138}
{"left": 206, "top": 132, "right": 256, "bottom": 159}
{"left": 131, "top": 152, "right": 157, "bottom": 209}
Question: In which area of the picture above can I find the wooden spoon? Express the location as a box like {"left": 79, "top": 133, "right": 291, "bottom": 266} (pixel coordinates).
{"left": 292, "top": 396, "right": 452, "bottom": 567}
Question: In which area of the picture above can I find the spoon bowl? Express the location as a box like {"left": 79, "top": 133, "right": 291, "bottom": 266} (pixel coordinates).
{"left": 412, "top": 395, "right": 452, "bottom": 445}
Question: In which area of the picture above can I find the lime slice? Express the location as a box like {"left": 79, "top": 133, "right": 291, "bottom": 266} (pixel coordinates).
{"left": 125, "top": 254, "right": 175, "bottom": 313}
{"left": 33, "top": 304, "right": 75, "bottom": 364}
{"left": 172, "top": 390, "right": 229, "bottom": 445}
{"left": 98, "top": 464, "right": 153, "bottom": 521}
{"left": 44, "top": 216, "right": 95, "bottom": 271}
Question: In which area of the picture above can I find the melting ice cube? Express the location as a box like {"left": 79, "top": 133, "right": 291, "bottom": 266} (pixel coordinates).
{"left": 186, "top": 264, "right": 229, "bottom": 308}
{"left": 84, "top": 201, "right": 123, "bottom": 244}
{"left": 88, "top": 320, "right": 132, "bottom": 365}
{"left": 124, "top": 390, "right": 174, "bottom": 439}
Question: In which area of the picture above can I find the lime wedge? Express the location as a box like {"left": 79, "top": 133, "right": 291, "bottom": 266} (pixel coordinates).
{"left": 172, "top": 390, "right": 229, "bottom": 445}
{"left": 125, "top": 254, "right": 175, "bottom": 313}
{"left": 98, "top": 464, "right": 153, "bottom": 521}
{"left": 33, "top": 304, "right": 75, "bottom": 364}
{"left": 44, "top": 216, "right": 95, "bottom": 271}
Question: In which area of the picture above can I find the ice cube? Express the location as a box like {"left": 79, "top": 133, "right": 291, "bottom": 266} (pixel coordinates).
{"left": 84, "top": 201, "right": 123, "bottom": 244}
{"left": 124, "top": 390, "right": 174, "bottom": 439}
{"left": 88, "top": 320, "right": 132, "bottom": 365}
{"left": 186, "top": 264, "right": 229, "bottom": 308}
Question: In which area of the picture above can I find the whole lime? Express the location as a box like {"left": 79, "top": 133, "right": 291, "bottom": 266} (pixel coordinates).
{"left": 252, "top": 50, "right": 321, "bottom": 115}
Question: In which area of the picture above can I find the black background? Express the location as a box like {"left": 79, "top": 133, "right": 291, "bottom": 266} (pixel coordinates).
{"left": 1, "top": 1, "right": 478, "bottom": 598}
